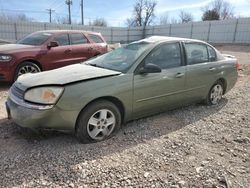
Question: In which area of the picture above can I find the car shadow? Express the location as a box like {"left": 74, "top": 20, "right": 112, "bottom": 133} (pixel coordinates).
{"left": 0, "top": 99, "right": 228, "bottom": 187}
{"left": 1, "top": 99, "right": 228, "bottom": 143}
{"left": 0, "top": 82, "right": 11, "bottom": 91}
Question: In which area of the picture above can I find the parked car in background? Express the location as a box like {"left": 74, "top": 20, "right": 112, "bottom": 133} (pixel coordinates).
{"left": 6, "top": 36, "right": 239, "bottom": 143}
{"left": 0, "top": 30, "right": 108, "bottom": 82}
{"left": 0, "top": 39, "right": 11, "bottom": 45}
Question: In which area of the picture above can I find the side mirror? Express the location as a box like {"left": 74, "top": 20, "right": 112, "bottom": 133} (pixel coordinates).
{"left": 139, "top": 63, "right": 162, "bottom": 74}
{"left": 47, "top": 41, "right": 59, "bottom": 48}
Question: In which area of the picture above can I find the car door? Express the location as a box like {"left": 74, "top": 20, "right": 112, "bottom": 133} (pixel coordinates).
{"left": 88, "top": 34, "right": 108, "bottom": 54}
{"left": 133, "top": 42, "right": 186, "bottom": 118}
{"left": 68, "top": 33, "right": 95, "bottom": 65}
{"left": 184, "top": 42, "right": 221, "bottom": 101}
{"left": 40, "top": 33, "right": 72, "bottom": 70}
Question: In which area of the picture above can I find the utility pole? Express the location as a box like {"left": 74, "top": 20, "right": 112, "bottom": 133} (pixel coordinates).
{"left": 46, "top": 8, "right": 55, "bottom": 23}
{"left": 80, "top": 0, "right": 84, "bottom": 25}
{"left": 65, "top": 0, "right": 73, "bottom": 24}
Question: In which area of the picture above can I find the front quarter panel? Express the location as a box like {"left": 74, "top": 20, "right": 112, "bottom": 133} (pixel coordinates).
{"left": 55, "top": 74, "right": 133, "bottom": 129}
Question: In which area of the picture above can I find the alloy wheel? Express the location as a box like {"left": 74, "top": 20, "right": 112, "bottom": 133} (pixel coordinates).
{"left": 210, "top": 84, "right": 223, "bottom": 105}
{"left": 18, "top": 65, "right": 40, "bottom": 76}
{"left": 87, "top": 109, "right": 116, "bottom": 140}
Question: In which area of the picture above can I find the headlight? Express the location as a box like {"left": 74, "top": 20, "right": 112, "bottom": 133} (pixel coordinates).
{"left": 0, "top": 55, "right": 12, "bottom": 62}
{"left": 24, "top": 86, "right": 64, "bottom": 105}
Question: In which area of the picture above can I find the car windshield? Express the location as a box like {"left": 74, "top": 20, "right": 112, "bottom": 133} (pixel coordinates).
{"left": 17, "top": 32, "right": 52, "bottom": 46}
{"left": 84, "top": 42, "right": 152, "bottom": 72}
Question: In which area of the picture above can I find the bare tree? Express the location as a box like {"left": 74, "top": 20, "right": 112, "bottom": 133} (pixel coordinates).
{"left": 179, "top": 11, "right": 194, "bottom": 23}
{"left": 220, "top": 1, "right": 234, "bottom": 19}
{"left": 143, "top": 0, "right": 157, "bottom": 26}
{"left": 170, "top": 17, "right": 179, "bottom": 24}
{"left": 127, "top": 0, "right": 157, "bottom": 37}
{"left": 0, "top": 13, "right": 34, "bottom": 22}
{"left": 126, "top": 18, "right": 136, "bottom": 27}
{"left": 202, "top": 0, "right": 234, "bottom": 20}
{"left": 89, "top": 18, "right": 108, "bottom": 27}
{"left": 54, "top": 16, "right": 69, "bottom": 24}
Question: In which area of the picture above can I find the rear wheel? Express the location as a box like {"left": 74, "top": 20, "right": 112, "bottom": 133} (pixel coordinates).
{"left": 15, "top": 61, "right": 41, "bottom": 80}
{"left": 76, "top": 100, "right": 121, "bottom": 144}
{"left": 206, "top": 81, "right": 224, "bottom": 105}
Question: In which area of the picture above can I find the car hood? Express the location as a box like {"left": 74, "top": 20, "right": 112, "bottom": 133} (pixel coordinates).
{"left": 15, "top": 64, "right": 121, "bottom": 90}
{"left": 0, "top": 44, "right": 35, "bottom": 53}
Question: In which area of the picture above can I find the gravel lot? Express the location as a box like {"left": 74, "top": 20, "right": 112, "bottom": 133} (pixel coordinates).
{"left": 0, "top": 48, "right": 250, "bottom": 187}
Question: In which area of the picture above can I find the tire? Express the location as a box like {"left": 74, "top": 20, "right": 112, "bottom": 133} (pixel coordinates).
{"left": 205, "top": 81, "right": 224, "bottom": 105}
{"left": 76, "top": 100, "right": 122, "bottom": 144}
{"left": 14, "top": 61, "right": 41, "bottom": 81}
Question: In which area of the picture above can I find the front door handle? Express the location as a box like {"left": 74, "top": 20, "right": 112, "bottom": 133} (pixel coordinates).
{"left": 175, "top": 72, "right": 184, "bottom": 78}
{"left": 64, "top": 49, "right": 72, "bottom": 53}
{"left": 209, "top": 67, "right": 216, "bottom": 71}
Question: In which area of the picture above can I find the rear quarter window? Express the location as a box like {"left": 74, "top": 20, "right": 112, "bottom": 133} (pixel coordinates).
{"left": 89, "top": 34, "right": 104, "bottom": 43}
{"left": 208, "top": 46, "right": 217, "bottom": 62}
{"left": 70, "top": 33, "right": 88, "bottom": 45}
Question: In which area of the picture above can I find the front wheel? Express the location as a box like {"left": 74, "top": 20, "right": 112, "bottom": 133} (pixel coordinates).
{"left": 206, "top": 81, "right": 224, "bottom": 105}
{"left": 14, "top": 61, "right": 41, "bottom": 81}
{"left": 76, "top": 100, "right": 121, "bottom": 144}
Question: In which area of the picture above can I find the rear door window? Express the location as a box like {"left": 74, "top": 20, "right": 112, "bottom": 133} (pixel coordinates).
{"left": 70, "top": 33, "right": 88, "bottom": 45}
{"left": 89, "top": 34, "right": 104, "bottom": 43}
{"left": 54, "top": 34, "right": 70, "bottom": 46}
{"left": 185, "top": 43, "right": 209, "bottom": 65}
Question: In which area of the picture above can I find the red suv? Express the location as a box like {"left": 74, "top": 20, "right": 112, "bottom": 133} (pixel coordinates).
{"left": 0, "top": 30, "right": 108, "bottom": 82}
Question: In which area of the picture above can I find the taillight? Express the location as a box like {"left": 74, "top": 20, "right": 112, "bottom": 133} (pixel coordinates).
{"left": 236, "top": 60, "right": 240, "bottom": 71}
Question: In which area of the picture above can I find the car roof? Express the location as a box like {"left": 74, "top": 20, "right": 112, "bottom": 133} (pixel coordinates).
{"left": 34, "top": 30, "right": 101, "bottom": 35}
{"left": 136, "top": 36, "right": 207, "bottom": 44}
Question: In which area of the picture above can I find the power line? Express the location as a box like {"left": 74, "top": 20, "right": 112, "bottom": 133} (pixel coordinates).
{"left": 0, "top": 8, "right": 47, "bottom": 13}
{"left": 48, "top": 0, "right": 61, "bottom": 8}
{"left": 53, "top": 1, "right": 66, "bottom": 11}
{"left": 65, "top": 0, "right": 72, "bottom": 24}
{"left": 80, "top": 0, "right": 84, "bottom": 25}
{"left": 0, "top": 8, "right": 127, "bottom": 25}
{"left": 46, "top": 8, "right": 55, "bottom": 23}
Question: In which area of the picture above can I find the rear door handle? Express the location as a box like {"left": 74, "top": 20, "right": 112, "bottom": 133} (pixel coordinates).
{"left": 175, "top": 72, "right": 184, "bottom": 78}
{"left": 64, "top": 49, "right": 72, "bottom": 53}
{"left": 88, "top": 47, "right": 93, "bottom": 51}
{"left": 209, "top": 67, "right": 216, "bottom": 71}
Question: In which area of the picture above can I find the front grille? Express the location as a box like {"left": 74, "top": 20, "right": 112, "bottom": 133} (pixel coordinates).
{"left": 10, "top": 84, "right": 25, "bottom": 100}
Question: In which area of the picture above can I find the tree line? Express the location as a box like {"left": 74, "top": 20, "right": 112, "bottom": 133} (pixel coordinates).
{"left": 127, "top": 0, "right": 235, "bottom": 27}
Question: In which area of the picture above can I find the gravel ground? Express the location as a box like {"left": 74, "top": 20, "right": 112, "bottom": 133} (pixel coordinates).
{"left": 0, "top": 57, "right": 250, "bottom": 188}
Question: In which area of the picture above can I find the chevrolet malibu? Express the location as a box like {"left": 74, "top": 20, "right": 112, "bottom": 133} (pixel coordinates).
{"left": 6, "top": 36, "right": 238, "bottom": 143}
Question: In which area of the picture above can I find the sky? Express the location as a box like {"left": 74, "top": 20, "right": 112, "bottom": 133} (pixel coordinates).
{"left": 0, "top": 0, "right": 249, "bottom": 26}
